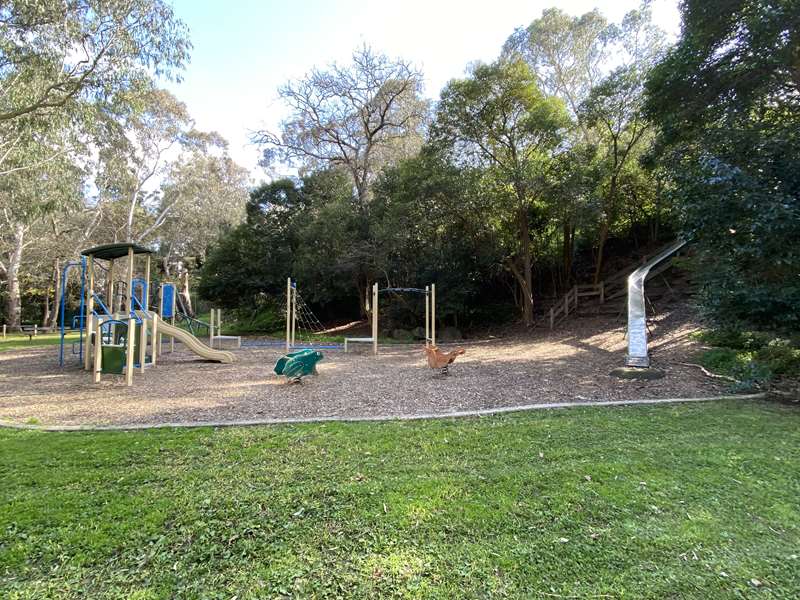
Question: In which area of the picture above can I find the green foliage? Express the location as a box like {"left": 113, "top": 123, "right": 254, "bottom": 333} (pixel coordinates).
{"left": 1, "top": 402, "right": 799, "bottom": 597}
{"left": 432, "top": 59, "right": 570, "bottom": 324}
{"left": 700, "top": 348, "right": 772, "bottom": 387}
{"left": 0, "top": 0, "right": 190, "bottom": 125}
{"left": 226, "top": 303, "right": 284, "bottom": 335}
{"left": 372, "top": 151, "right": 504, "bottom": 326}
{"left": 696, "top": 329, "right": 800, "bottom": 387}
{"left": 645, "top": 0, "right": 800, "bottom": 330}
{"left": 198, "top": 179, "right": 303, "bottom": 308}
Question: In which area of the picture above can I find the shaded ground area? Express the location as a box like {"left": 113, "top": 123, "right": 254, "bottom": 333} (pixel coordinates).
{"left": 0, "top": 307, "right": 732, "bottom": 427}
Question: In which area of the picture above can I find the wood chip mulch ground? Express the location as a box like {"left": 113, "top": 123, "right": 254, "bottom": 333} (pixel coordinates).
{"left": 0, "top": 306, "right": 737, "bottom": 427}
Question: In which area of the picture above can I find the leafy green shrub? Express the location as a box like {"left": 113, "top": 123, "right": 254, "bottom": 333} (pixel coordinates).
{"left": 695, "top": 329, "right": 772, "bottom": 351}
{"left": 699, "top": 348, "right": 771, "bottom": 385}
{"left": 696, "top": 329, "right": 800, "bottom": 389}
{"left": 754, "top": 339, "right": 800, "bottom": 377}
{"left": 215, "top": 301, "right": 284, "bottom": 335}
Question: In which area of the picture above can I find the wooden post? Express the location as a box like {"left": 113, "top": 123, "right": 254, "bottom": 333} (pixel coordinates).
{"left": 139, "top": 313, "right": 147, "bottom": 373}
{"left": 425, "top": 285, "right": 430, "bottom": 347}
{"left": 126, "top": 248, "right": 134, "bottom": 315}
{"left": 151, "top": 312, "right": 158, "bottom": 367}
{"left": 2, "top": 324, "right": 5, "bottom": 339}
{"left": 209, "top": 308, "right": 215, "bottom": 348}
{"left": 372, "top": 282, "right": 378, "bottom": 355}
{"left": 126, "top": 318, "right": 136, "bottom": 387}
{"left": 144, "top": 255, "right": 151, "bottom": 312}
{"left": 285, "top": 278, "right": 291, "bottom": 351}
{"left": 599, "top": 281, "right": 605, "bottom": 304}
{"left": 291, "top": 287, "right": 297, "bottom": 348}
{"left": 84, "top": 255, "right": 95, "bottom": 371}
{"left": 431, "top": 283, "right": 436, "bottom": 347}
{"left": 93, "top": 318, "right": 102, "bottom": 384}
{"left": 33, "top": 324, "right": 37, "bottom": 337}
{"left": 108, "top": 259, "right": 115, "bottom": 314}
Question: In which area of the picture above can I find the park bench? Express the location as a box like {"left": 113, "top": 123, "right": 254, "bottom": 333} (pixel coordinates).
{"left": 19, "top": 324, "right": 52, "bottom": 341}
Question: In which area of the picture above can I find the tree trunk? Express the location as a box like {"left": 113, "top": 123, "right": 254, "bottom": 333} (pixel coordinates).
{"left": 520, "top": 209, "right": 534, "bottom": 326}
{"left": 49, "top": 258, "right": 61, "bottom": 330}
{"left": 179, "top": 269, "right": 194, "bottom": 316}
{"left": 507, "top": 207, "right": 534, "bottom": 326}
{"left": 5, "top": 223, "right": 25, "bottom": 328}
{"left": 43, "top": 291, "right": 50, "bottom": 326}
{"left": 593, "top": 220, "right": 609, "bottom": 284}
{"left": 562, "top": 220, "right": 574, "bottom": 287}
{"left": 594, "top": 174, "right": 617, "bottom": 284}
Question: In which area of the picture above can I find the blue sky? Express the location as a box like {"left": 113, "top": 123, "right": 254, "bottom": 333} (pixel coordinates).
{"left": 165, "top": 0, "right": 680, "bottom": 181}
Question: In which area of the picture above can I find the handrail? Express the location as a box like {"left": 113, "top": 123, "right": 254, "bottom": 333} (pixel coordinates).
{"left": 92, "top": 293, "right": 112, "bottom": 317}
{"left": 59, "top": 258, "right": 87, "bottom": 367}
{"left": 131, "top": 294, "right": 146, "bottom": 313}
{"left": 99, "top": 318, "right": 130, "bottom": 344}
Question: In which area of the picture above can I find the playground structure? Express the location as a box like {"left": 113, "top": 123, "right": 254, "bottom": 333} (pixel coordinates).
{"left": 625, "top": 239, "right": 688, "bottom": 369}
{"left": 285, "top": 278, "right": 437, "bottom": 355}
{"left": 274, "top": 348, "right": 324, "bottom": 383}
{"left": 57, "top": 243, "right": 234, "bottom": 386}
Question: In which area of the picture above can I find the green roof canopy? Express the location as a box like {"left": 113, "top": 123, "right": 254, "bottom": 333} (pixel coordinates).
{"left": 81, "top": 243, "right": 153, "bottom": 261}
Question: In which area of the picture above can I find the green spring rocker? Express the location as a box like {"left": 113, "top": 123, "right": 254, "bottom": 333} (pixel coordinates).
{"left": 274, "top": 349, "right": 324, "bottom": 382}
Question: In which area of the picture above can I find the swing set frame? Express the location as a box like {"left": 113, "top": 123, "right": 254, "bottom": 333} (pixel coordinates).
{"left": 284, "top": 278, "right": 437, "bottom": 355}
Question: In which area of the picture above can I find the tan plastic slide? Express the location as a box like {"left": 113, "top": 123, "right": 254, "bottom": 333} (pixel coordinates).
{"left": 157, "top": 318, "right": 235, "bottom": 363}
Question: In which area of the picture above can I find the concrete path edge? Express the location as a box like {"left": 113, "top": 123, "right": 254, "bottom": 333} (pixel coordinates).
{"left": 0, "top": 393, "right": 768, "bottom": 433}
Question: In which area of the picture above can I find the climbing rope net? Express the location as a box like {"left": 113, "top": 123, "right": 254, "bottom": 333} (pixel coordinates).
{"left": 285, "top": 281, "right": 340, "bottom": 349}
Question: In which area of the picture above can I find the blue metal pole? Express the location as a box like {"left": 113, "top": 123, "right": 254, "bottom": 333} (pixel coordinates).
{"left": 78, "top": 256, "right": 86, "bottom": 363}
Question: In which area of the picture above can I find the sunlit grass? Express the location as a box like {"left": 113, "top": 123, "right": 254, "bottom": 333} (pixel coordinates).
{"left": 1, "top": 400, "right": 798, "bottom": 597}
{"left": 0, "top": 332, "right": 79, "bottom": 352}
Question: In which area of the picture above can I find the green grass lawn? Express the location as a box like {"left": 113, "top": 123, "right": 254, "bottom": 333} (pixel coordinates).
{"left": 0, "top": 332, "right": 78, "bottom": 352}
{"left": 1, "top": 400, "right": 798, "bottom": 598}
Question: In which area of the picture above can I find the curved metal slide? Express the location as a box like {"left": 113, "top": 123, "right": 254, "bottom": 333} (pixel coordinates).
{"left": 626, "top": 239, "right": 687, "bottom": 367}
{"left": 157, "top": 319, "right": 235, "bottom": 364}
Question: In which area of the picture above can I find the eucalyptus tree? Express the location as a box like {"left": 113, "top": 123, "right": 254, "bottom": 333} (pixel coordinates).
{"left": 156, "top": 149, "right": 250, "bottom": 277}
{"left": 432, "top": 60, "right": 569, "bottom": 326}
{"left": 254, "top": 45, "right": 428, "bottom": 207}
{"left": 0, "top": 0, "right": 189, "bottom": 127}
{"left": 579, "top": 65, "right": 652, "bottom": 282}
{"left": 504, "top": 4, "right": 667, "bottom": 284}
{"left": 0, "top": 0, "right": 190, "bottom": 325}
{"left": 95, "top": 87, "right": 199, "bottom": 243}
{"left": 502, "top": 8, "right": 609, "bottom": 129}
{"left": 0, "top": 122, "right": 85, "bottom": 327}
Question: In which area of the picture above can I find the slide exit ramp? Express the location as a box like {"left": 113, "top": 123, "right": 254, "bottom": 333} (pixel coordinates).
{"left": 156, "top": 315, "right": 235, "bottom": 364}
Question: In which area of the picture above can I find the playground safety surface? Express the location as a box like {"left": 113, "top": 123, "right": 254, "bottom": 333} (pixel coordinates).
{"left": 0, "top": 307, "right": 738, "bottom": 428}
